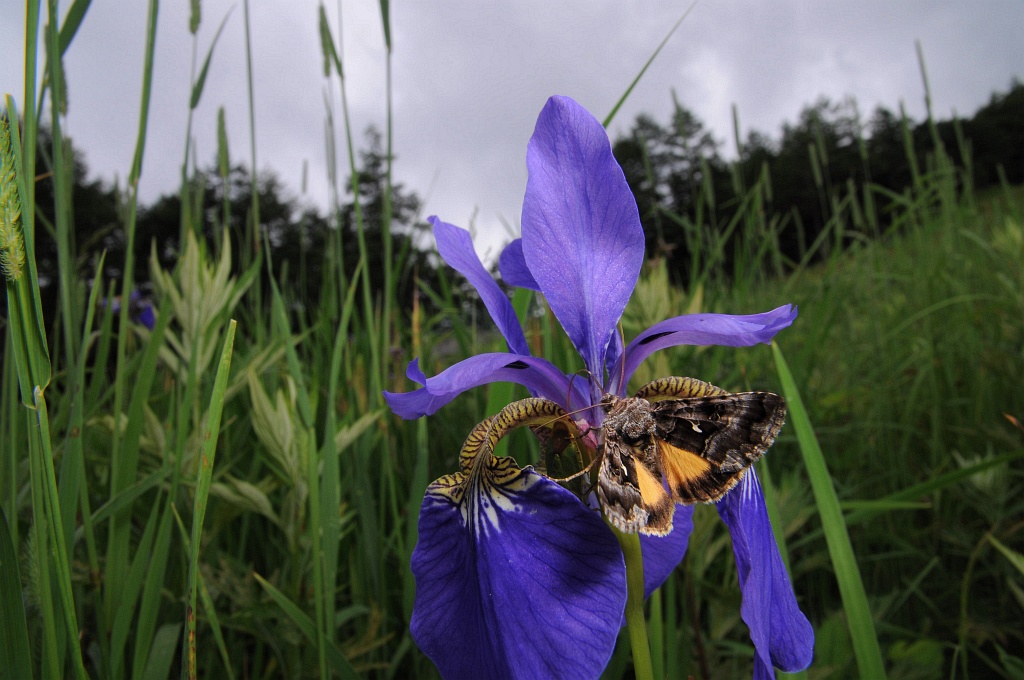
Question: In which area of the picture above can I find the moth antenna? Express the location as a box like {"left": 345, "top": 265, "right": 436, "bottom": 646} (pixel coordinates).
{"left": 546, "top": 456, "right": 599, "bottom": 483}
{"left": 566, "top": 370, "right": 587, "bottom": 412}
{"left": 568, "top": 369, "right": 604, "bottom": 403}
{"left": 535, "top": 402, "right": 597, "bottom": 432}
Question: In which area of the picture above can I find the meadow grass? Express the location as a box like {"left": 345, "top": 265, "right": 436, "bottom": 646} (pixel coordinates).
{"left": 2, "top": 2, "right": 1023, "bottom": 679}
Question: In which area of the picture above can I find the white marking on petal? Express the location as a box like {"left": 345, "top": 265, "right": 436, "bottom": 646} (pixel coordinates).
{"left": 465, "top": 462, "right": 539, "bottom": 539}
{"left": 740, "top": 470, "right": 760, "bottom": 503}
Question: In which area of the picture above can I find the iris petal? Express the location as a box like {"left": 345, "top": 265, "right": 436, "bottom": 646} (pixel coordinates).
{"left": 432, "top": 217, "right": 530, "bottom": 355}
{"left": 410, "top": 459, "right": 626, "bottom": 679}
{"left": 716, "top": 472, "right": 814, "bottom": 675}
{"left": 640, "top": 504, "right": 695, "bottom": 599}
{"left": 498, "top": 238, "right": 540, "bottom": 291}
{"left": 384, "top": 353, "right": 588, "bottom": 419}
{"left": 615, "top": 305, "right": 798, "bottom": 392}
{"left": 522, "top": 96, "right": 644, "bottom": 378}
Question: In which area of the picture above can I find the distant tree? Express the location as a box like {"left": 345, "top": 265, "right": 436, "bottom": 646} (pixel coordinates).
{"left": 133, "top": 127, "right": 437, "bottom": 317}
{"left": 613, "top": 98, "right": 731, "bottom": 284}
{"left": 768, "top": 97, "right": 867, "bottom": 242}
{"left": 17, "top": 125, "right": 122, "bottom": 318}
{"left": 866, "top": 106, "right": 913, "bottom": 192}
{"left": 335, "top": 127, "right": 434, "bottom": 310}
{"left": 927, "top": 79, "right": 1024, "bottom": 187}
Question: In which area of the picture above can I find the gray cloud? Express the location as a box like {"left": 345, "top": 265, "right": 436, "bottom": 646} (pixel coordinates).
{"left": 2, "top": 1, "right": 1021, "bottom": 261}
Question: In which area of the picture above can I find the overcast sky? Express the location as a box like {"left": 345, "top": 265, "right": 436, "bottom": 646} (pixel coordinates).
{"left": 2, "top": 1, "right": 1022, "bottom": 261}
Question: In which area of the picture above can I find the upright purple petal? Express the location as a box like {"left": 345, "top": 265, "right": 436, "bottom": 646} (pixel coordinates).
{"left": 614, "top": 306, "right": 798, "bottom": 393}
{"left": 716, "top": 472, "right": 814, "bottom": 676}
{"left": 640, "top": 504, "right": 694, "bottom": 599}
{"left": 410, "top": 462, "right": 626, "bottom": 679}
{"left": 432, "top": 217, "right": 530, "bottom": 355}
{"left": 522, "top": 96, "right": 643, "bottom": 378}
{"left": 605, "top": 330, "right": 625, "bottom": 395}
{"left": 384, "top": 353, "right": 589, "bottom": 419}
{"left": 498, "top": 239, "right": 540, "bottom": 291}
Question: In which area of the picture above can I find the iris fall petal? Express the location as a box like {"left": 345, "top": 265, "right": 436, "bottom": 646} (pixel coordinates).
{"left": 717, "top": 472, "right": 814, "bottom": 677}
{"left": 640, "top": 504, "right": 695, "bottom": 599}
{"left": 410, "top": 458, "right": 626, "bottom": 680}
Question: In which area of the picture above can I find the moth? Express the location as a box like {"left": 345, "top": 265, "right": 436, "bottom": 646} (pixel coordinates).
{"left": 594, "top": 376, "right": 786, "bottom": 536}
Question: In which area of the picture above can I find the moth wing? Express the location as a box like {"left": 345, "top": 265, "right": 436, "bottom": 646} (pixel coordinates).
{"left": 597, "top": 438, "right": 674, "bottom": 536}
{"left": 652, "top": 392, "right": 785, "bottom": 473}
{"left": 657, "top": 439, "right": 744, "bottom": 504}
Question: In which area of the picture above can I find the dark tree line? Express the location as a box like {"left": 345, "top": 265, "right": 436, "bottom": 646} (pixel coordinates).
{"left": 612, "top": 81, "right": 1023, "bottom": 286}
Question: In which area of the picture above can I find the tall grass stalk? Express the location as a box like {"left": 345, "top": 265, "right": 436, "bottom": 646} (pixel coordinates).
{"left": 772, "top": 342, "right": 886, "bottom": 678}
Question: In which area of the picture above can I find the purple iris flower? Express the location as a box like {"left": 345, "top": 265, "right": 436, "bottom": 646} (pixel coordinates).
{"left": 104, "top": 289, "right": 156, "bottom": 330}
{"left": 385, "top": 96, "right": 813, "bottom": 679}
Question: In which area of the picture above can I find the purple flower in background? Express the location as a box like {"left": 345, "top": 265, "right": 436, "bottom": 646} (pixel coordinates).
{"left": 385, "top": 96, "right": 813, "bottom": 679}
{"left": 104, "top": 289, "right": 156, "bottom": 330}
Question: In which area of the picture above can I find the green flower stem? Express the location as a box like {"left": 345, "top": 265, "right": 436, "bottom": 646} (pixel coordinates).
{"left": 614, "top": 527, "right": 654, "bottom": 680}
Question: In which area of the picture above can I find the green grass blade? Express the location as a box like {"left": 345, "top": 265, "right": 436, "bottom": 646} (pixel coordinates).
{"left": 108, "top": 0, "right": 160, "bottom": 629}
{"left": 378, "top": 0, "right": 391, "bottom": 51}
{"left": 772, "top": 341, "right": 886, "bottom": 678}
{"left": 57, "top": 0, "right": 93, "bottom": 54}
{"left": 253, "top": 572, "right": 360, "bottom": 680}
{"left": 842, "top": 451, "right": 1024, "bottom": 527}
{"left": 602, "top": 1, "right": 696, "bottom": 127}
{"left": 141, "top": 623, "right": 183, "bottom": 680}
{"left": 128, "top": 0, "right": 159, "bottom": 185}
{"left": 2, "top": 99, "right": 52, "bottom": 405}
{"left": 58, "top": 251, "right": 106, "bottom": 559}
{"left": 106, "top": 300, "right": 171, "bottom": 621}
{"left": 189, "top": 10, "right": 232, "bottom": 110}
{"left": 131, "top": 499, "right": 178, "bottom": 680}
{"left": 196, "top": 570, "right": 235, "bottom": 679}
{"left": 24, "top": 409, "right": 60, "bottom": 676}
{"left": 87, "top": 467, "right": 169, "bottom": 529}
{"left": 305, "top": 423, "right": 329, "bottom": 680}
{"left": 33, "top": 389, "right": 89, "bottom": 679}
{"left": 110, "top": 492, "right": 162, "bottom": 679}
{"left": 0, "top": 506, "right": 32, "bottom": 680}
{"left": 183, "top": 319, "right": 236, "bottom": 680}
{"left": 988, "top": 536, "right": 1024, "bottom": 578}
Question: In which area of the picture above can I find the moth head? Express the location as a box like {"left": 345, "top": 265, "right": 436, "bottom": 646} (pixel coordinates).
{"left": 601, "top": 396, "right": 656, "bottom": 444}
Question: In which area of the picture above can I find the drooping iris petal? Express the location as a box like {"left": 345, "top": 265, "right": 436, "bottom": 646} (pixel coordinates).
{"left": 498, "top": 238, "right": 540, "bottom": 291}
{"left": 410, "top": 458, "right": 626, "bottom": 679}
{"left": 522, "top": 96, "right": 644, "bottom": 378}
{"left": 384, "top": 353, "right": 589, "bottom": 419}
{"left": 640, "top": 504, "right": 695, "bottom": 599}
{"left": 716, "top": 472, "right": 814, "bottom": 676}
{"left": 432, "top": 217, "right": 530, "bottom": 355}
{"left": 614, "top": 305, "right": 798, "bottom": 393}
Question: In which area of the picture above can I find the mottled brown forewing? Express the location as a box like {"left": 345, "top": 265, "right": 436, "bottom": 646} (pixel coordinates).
{"left": 597, "top": 378, "right": 786, "bottom": 533}
{"left": 653, "top": 390, "right": 785, "bottom": 502}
